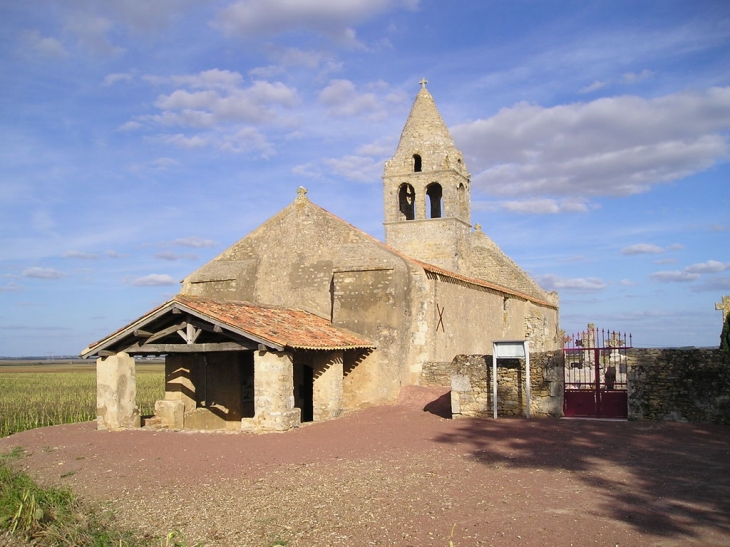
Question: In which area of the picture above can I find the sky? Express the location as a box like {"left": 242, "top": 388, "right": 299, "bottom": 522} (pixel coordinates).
{"left": 1, "top": 0, "right": 729, "bottom": 357}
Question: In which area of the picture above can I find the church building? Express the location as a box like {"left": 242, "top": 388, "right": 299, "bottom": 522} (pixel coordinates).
{"left": 82, "top": 82, "right": 560, "bottom": 432}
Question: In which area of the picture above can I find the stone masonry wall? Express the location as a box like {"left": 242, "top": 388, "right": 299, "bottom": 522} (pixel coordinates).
{"left": 627, "top": 348, "right": 730, "bottom": 424}
{"left": 422, "top": 361, "right": 452, "bottom": 386}
{"left": 450, "top": 351, "right": 562, "bottom": 419}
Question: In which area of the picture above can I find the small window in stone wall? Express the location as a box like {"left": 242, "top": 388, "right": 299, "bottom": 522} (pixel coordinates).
{"left": 426, "top": 183, "right": 442, "bottom": 218}
{"left": 458, "top": 183, "right": 466, "bottom": 217}
{"left": 413, "top": 154, "right": 422, "bottom": 172}
{"left": 399, "top": 183, "right": 416, "bottom": 220}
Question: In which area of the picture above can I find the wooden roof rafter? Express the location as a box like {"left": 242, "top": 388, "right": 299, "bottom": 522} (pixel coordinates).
{"left": 81, "top": 295, "right": 375, "bottom": 359}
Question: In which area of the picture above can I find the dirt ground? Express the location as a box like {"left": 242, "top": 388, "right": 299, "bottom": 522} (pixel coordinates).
{"left": 1, "top": 387, "right": 729, "bottom": 547}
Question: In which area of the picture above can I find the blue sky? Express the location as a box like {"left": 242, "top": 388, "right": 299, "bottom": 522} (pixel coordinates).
{"left": 1, "top": 0, "right": 729, "bottom": 356}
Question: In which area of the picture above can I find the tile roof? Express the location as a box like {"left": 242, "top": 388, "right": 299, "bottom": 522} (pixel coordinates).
{"left": 174, "top": 294, "right": 374, "bottom": 351}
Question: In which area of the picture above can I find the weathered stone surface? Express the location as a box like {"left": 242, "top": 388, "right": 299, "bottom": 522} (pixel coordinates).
{"left": 450, "top": 351, "right": 562, "bottom": 419}
{"left": 312, "top": 351, "right": 344, "bottom": 422}
{"left": 241, "top": 351, "right": 301, "bottom": 432}
{"left": 154, "top": 399, "right": 184, "bottom": 429}
{"left": 96, "top": 353, "right": 140, "bottom": 430}
{"left": 627, "top": 348, "right": 730, "bottom": 424}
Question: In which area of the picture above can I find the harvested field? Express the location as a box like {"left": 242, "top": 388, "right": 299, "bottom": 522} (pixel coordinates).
{"left": 1, "top": 387, "right": 728, "bottom": 546}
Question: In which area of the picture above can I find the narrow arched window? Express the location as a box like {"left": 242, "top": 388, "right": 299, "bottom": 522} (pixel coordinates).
{"left": 426, "top": 183, "right": 442, "bottom": 219}
{"left": 457, "top": 183, "right": 466, "bottom": 217}
{"left": 398, "top": 183, "right": 416, "bottom": 220}
{"left": 413, "top": 154, "right": 422, "bottom": 172}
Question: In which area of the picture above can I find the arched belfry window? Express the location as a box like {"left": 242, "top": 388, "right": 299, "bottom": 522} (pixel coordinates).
{"left": 426, "top": 183, "right": 442, "bottom": 219}
{"left": 399, "top": 183, "right": 416, "bottom": 220}
{"left": 413, "top": 154, "right": 422, "bottom": 172}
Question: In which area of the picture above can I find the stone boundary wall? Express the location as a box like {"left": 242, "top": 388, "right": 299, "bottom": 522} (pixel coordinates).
{"left": 450, "top": 351, "right": 562, "bottom": 419}
{"left": 627, "top": 348, "right": 730, "bottom": 424}
{"left": 421, "top": 361, "right": 453, "bottom": 386}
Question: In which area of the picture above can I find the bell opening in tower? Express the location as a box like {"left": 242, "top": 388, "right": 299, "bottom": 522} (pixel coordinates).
{"left": 399, "top": 183, "right": 416, "bottom": 220}
{"left": 426, "top": 183, "right": 443, "bottom": 219}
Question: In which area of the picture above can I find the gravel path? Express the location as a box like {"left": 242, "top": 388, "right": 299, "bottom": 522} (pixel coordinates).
{"left": 1, "top": 388, "right": 729, "bottom": 547}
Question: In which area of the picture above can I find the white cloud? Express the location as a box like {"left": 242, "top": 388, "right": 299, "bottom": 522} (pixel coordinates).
{"left": 156, "top": 133, "right": 209, "bottom": 148}
{"left": 323, "top": 155, "right": 382, "bottom": 183}
{"left": 318, "top": 79, "right": 406, "bottom": 120}
{"left": 130, "top": 274, "right": 178, "bottom": 286}
{"left": 453, "top": 87, "right": 730, "bottom": 200}
{"left": 22, "top": 267, "right": 65, "bottom": 280}
{"left": 154, "top": 251, "right": 197, "bottom": 261}
{"left": 650, "top": 270, "right": 701, "bottom": 283}
{"left": 534, "top": 274, "right": 607, "bottom": 292}
{"left": 117, "top": 121, "right": 142, "bottom": 131}
{"left": 167, "top": 236, "right": 217, "bottom": 248}
{"left": 620, "top": 243, "right": 665, "bottom": 255}
{"left": 102, "top": 73, "right": 133, "bottom": 86}
{"left": 140, "top": 72, "right": 298, "bottom": 134}
{"left": 0, "top": 283, "right": 22, "bottom": 293}
{"left": 622, "top": 69, "right": 655, "bottom": 84}
{"left": 212, "top": 0, "right": 419, "bottom": 46}
{"left": 149, "top": 157, "right": 179, "bottom": 170}
{"left": 685, "top": 260, "right": 730, "bottom": 274}
{"left": 319, "top": 79, "right": 379, "bottom": 117}
{"left": 22, "top": 31, "right": 68, "bottom": 60}
{"left": 579, "top": 81, "right": 606, "bottom": 94}
{"left": 649, "top": 260, "right": 729, "bottom": 285}
{"left": 484, "top": 198, "right": 595, "bottom": 215}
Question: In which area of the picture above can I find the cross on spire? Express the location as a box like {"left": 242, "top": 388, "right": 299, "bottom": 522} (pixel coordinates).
{"left": 419, "top": 78, "right": 428, "bottom": 88}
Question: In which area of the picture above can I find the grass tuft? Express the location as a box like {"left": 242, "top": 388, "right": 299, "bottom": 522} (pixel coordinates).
{"left": 0, "top": 450, "right": 203, "bottom": 546}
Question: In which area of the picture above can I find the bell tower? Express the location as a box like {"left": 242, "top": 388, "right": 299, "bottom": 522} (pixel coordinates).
{"left": 383, "top": 80, "right": 471, "bottom": 272}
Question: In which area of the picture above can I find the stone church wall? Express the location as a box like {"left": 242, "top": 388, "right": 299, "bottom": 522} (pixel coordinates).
{"left": 627, "top": 348, "right": 730, "bottom": 424}
{"left": 450, "top": 351, "right": 562, "bottom": 419}
{"left": 422, "top": 274, "right": 559, "bottom": 363}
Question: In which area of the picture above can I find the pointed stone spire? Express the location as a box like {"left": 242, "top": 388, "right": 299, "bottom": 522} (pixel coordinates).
{"left": 382, "top": 82, "right": 472, "bottom": 273}
{"left": 384, "top": 84, "right": 468, "bottom": 179}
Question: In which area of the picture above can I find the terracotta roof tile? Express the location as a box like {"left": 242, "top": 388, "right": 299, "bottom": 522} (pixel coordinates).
{"left": 174, "top": 295, "right": 374, "bottom": 350}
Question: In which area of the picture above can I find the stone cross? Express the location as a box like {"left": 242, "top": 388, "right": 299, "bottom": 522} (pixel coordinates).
{"left": 606, "top": 331, "right": 625, "bottom": 348}
{"left": 295, "top": 185, "right": 308, "bottom": 205}
{"left": 419, "top": 78, "right": 428, "bottom": 88}
{"left": 716, "top": 295, "right": 730, "bottom": 322}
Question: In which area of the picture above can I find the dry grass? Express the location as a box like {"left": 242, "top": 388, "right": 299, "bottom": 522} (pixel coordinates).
{"left": 0, "top": 363, "right": 164, "bottom": 438}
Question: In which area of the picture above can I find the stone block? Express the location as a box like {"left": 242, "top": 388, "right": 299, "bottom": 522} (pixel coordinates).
{"left": 96, "top": 352, "right": 140, "bottom": 430}
{"left": 154, "top": 399, "right": 184, "bottom": 429}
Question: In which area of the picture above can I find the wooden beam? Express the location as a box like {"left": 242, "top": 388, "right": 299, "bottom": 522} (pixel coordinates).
{"left": 129, "top": 342, "right": 253, "bottom": 353}
{"left": 133, "top": 329, "right": 153, "bottom": 338}
{"left": 176, "top": 323, "right": 202, "bottom": 344}
{"left": 147, "top": 322, "right": 187, "bottom": 344}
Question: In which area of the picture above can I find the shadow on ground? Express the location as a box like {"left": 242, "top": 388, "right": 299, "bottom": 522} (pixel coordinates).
{"left": 432, "top": 417, "right": 730, "bottom": 539}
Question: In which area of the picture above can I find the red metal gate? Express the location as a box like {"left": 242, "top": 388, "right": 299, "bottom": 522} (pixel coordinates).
{"left": 563, "top": 326, "right": 632, "bottom": 419}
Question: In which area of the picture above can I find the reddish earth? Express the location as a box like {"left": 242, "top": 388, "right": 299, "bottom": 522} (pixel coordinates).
{"left": 1, "top": 387, "right": 729, "bottom": 547}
